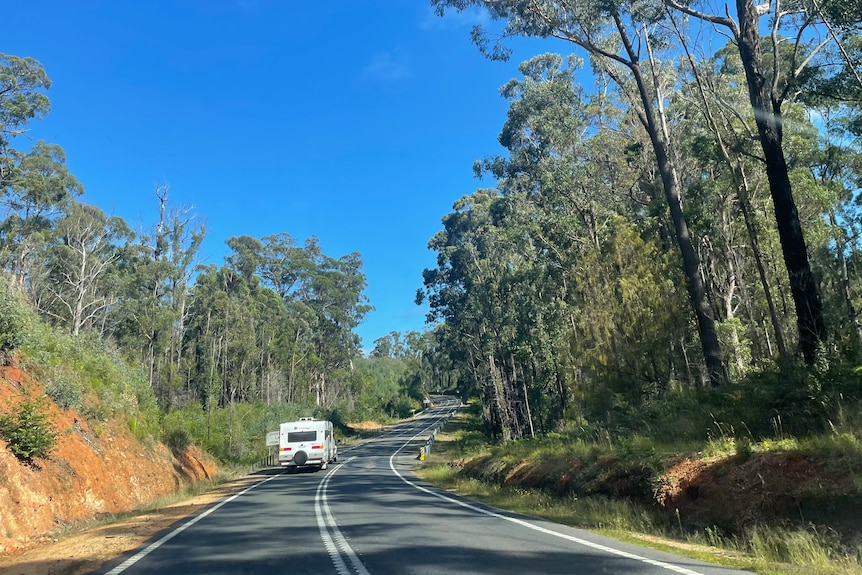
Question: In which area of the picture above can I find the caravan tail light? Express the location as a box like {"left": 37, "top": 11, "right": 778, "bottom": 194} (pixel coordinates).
{"left": 281, "top": 447, "right": 292, "bottom": 451}
{"left": 312, "top": 444, "right": 323, "bottom": 449}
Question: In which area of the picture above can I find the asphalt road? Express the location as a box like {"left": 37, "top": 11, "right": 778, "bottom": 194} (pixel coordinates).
{"left": 97, "top": 397, "right": 754, "bottom": 575}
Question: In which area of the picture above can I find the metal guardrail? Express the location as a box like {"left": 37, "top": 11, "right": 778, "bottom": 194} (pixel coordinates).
{"left": 418, "top": 426, "right": 440, "bottom": 460}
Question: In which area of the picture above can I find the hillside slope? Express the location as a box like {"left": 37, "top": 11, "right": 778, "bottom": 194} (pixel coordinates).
{"left": 0, "top": 366, "right": 218, "bottom": 554}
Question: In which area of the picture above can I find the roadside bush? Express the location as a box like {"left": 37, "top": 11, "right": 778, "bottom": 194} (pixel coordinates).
{"left": 0, "top": 396, "right": 57, "bottom": 462}
{"left": 163, "top": 427, "right": 191, "bottom": 453}
{"left": 44, "top": 367, "right": 84, "bottom": 410}
{"left": 0, "top": 282, "right": 29, "bottom": 364}
{"left": 20, "top": 322, "right": 160, "bottom": 440}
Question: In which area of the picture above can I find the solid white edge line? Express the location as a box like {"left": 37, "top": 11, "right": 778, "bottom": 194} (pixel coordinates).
{"left": 386, "top": 406, "right": 708, "bottom": 575}
{"left": 103, "top": 407, "right": 451, "bottom": 575}
{"left": 104, "top": 473, "right": 282, "bottom": 574}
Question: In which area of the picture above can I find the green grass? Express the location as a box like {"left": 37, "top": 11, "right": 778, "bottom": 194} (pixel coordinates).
{"left": 415, "top": 408, "right": 862, "bottom": 575}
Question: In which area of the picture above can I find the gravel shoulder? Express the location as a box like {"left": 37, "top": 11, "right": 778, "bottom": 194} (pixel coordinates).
{"left": 0, "top": 474, "right": 263, "bottom": 575}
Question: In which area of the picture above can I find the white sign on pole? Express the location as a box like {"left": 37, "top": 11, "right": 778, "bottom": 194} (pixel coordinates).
{"left": 266, "top": 431, "right": 279, "bottom": 446}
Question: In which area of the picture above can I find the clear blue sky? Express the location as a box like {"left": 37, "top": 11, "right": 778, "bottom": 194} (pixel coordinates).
{"left": 4, "top": 1, "right": 541, "bottom": 350}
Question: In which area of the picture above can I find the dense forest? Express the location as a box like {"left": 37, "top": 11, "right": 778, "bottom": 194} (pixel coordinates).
{"left": 0, "top": 53, "right": 435, "bottom": 460}
{"left": 2, "top": 0, "right": 861, "bottom": 461}
{"left": 2, "top": 4, "right": 860, "bottom": 571}
{"left": 416, "top": 0, "right": 862, "bottom": 440}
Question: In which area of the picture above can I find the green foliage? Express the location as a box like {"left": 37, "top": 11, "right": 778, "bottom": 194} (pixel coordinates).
{"left": 614, "top": 435, "right": 662, "bottom": 474}
{"left": 0, "top": 280, "right": 29, "bottom": 363}
{"left": 20, "top": 321, "right": 160, "bottom": 439}
{"left": 162, "top": 427, "right": 191, "bottom": 453}
{"left": 553, "top": 359, "right": 862, "bottom": 446}
{"left": 43, "top": 367, "right": 83, "bottom": 410}
{"left": 161, "top": 400, "right": 320, "bottom": 464}
{"left": 0, "top": 53, "right": 51, "bottom": 154}
{"left": 0, "top": 395, "right": 57, "bottom": 462}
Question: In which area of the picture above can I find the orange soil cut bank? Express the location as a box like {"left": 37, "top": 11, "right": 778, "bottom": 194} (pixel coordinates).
{"left": 0, "top": 366, "right": 218, "bottom": 555}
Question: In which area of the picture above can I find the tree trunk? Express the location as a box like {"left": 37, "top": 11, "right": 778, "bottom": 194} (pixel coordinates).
{"left": 488, "top": 353, "right": 512, "bottom": 441}
{"left": 737, "top": 176, "right": 788, "bottom": 359}
{"left": 734, "top": 0, "right": 826, "bottom": 364}
{"left": 626, "top": 34, "right": 727, "bottom": 386}
{"left": 675, "top": 30, "right": 790, "bottom": 361}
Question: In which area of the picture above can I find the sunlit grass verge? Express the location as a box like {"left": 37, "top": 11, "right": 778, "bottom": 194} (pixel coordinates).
{"left": 137, "top": 467, "right": 246, "bottom": 511}
{"left": 738, "top": 525, "right": 862, "bottom": 575}
{"left": 48, "top": 467, "right": 245, "bottom": 541}
{"left": 416, "top": 462, "right": 754, "bottom": 568}
{"left": 416, "top": 407, "right": 862, "bottom": 575}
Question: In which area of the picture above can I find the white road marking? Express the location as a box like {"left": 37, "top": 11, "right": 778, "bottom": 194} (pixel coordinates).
{"left": 105, "top": 403, "right": 454, "bottom": 575}
{"left": 316, "top": 456, "right": 371, "bottom": 575}
{"left": 387, "top": 410, "right": 709, "bottom": 575}
{"left": 104, "top": 474, "right": 281, "bottom": 574}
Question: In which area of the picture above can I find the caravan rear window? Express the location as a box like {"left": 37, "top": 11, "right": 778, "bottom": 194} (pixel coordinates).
{"left": 287, "top": 431, "right": 317, "bottom": 442}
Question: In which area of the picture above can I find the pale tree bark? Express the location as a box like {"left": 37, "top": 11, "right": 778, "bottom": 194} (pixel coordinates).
{"left": 48, "top": 206, "right": 120, "bottom": 336}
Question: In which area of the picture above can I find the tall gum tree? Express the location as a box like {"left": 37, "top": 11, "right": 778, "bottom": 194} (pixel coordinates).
{"left": 0, "top": 53, "right": 51, "bottom": 165}
{"left": 433, "top": 0, "right": 729, "bottom": 385}
{"left": 0, "top": 142, "right": 83, "bottom": 291}
{"left": 660, "top": 0, "right": 839, "bottom": 363}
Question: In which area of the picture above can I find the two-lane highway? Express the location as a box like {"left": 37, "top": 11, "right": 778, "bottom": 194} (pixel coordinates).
{"left": 98, "top": 398, "right": 754, "bottom": 574}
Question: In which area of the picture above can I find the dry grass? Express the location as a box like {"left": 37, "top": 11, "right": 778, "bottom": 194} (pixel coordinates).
{"left": 416, "top": 409, "right": 862, "bottom": 575}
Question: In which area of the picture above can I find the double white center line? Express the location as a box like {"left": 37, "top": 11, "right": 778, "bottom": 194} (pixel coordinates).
{"left": 315, "top": 456, "right": 370, "bottom": 575}
{"left": 315, "top": 411, "right": 453, "bottom": 574}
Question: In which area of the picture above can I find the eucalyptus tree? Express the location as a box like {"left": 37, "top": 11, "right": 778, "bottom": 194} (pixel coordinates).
{"left": 256, "top": 233, "right": 318, "bottom": 398}
{"left": 798, "top": 112, "right": 862, "bottom": 356}
{"left": 658, "top": 0, "right": 862, "bottom": 364}
{"left": 0, "top": 54, "right": 51, "bottom": 180}
{"left": 351, "top": 356, "right": 410, "bottom": 418}
{"left": 667, "top": 33, "right": 794, "bottom": 366}
{"left": 0, "top": 55, "right": 74, "bottom": 297}
{"left": 306, "top": 250, "right": 371, "bottom": 406}
{"left": 212, "top": 240, "right": 283, "bottom": 406}
{"left": 0, "top": 142, "right": 83, "bottom": 292}
{"left": 256, "top": 234, "right": 371, "bottom": 406}
{"left": 370, "top": 332, "right": 398, "bottom": 359}
{"left": 185, "top": 259, "right": 274, "bottom": 408}
{"left": 421, "top": 189, "right": 540, "bottom": 439}
{"left": 110, "top": 187, "right": 205, "bottom": 406}
{"left": 483, "top": 53, "right": 682, "bottom": 419}
{"left": 38, "top": 201, "right": 132, "bottom": 336}
{"left": 160, "top": 201, "right": 205, "bottom": 396}
{"left": 433, "top": 0, "right": 729, "bottom": 386}
{"left": 420, "top": 52, "right": 677, "bottom": 433}
{"left": 183, "top": 233, "right": 370, "bottom": 410}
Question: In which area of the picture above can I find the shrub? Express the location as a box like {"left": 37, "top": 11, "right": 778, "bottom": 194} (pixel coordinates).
{"left": 163, "top": 428, "right": 191, "bottom": 453}
{"left": 0, "top": 284, "right": 28, "bottom": 364}
{"left": 0, "top": 396, "right": 57, "bottom": 462}
{"left": 44, "top": 368, "right": 84, "bottom": 410}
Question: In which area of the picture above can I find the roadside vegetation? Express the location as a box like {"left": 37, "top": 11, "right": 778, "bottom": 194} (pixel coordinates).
{"left": 0, "top": 274, "right": 424, "bottom": 468}
{"left": 418, "top": 403, "right": 862, "bottom": 575}
{"left": 0, "top": 52, "right": 431, "bottom": 471}
{"left": 2, "top": 3, "right": 862, "bottom": 568}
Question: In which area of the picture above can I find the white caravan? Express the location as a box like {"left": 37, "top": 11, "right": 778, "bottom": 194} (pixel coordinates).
{"left": 278, "top": 417, "right": 337, "bottom": 471}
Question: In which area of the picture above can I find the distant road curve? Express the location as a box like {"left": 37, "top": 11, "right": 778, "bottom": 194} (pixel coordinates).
{"left": 99, "top": 395, "right": 753, "bottom": 575}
